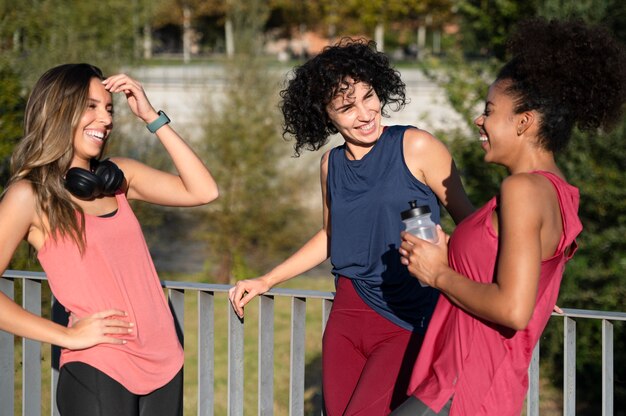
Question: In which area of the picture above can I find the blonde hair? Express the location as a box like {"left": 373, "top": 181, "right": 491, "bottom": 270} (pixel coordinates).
{"left": 8, "top": 63, "right": 105, "bottom": 250}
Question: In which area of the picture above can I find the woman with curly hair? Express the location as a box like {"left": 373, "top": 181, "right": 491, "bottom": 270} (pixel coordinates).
{"left": 0, "top": 63, "right": 218, "bottom": 415}
{"left": 229, "top": 39, "right": 474, "bottom": 415}
{"left": 392, "top": 19, "right": 626, "bottom": 416}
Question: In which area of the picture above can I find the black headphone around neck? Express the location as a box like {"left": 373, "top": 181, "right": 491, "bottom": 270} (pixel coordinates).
{"left": 64, "top": 159, "right": 125, "bottom": 200}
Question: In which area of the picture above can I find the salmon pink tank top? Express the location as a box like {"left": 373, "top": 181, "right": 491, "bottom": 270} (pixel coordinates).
{"left": 38, "top": 192, "right": 183, "bottom": 394}
{"left": 407, "top": 171, "right": 582, "bottom": 415}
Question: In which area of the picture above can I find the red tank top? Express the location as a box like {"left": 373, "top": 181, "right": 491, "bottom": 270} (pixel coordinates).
{"left": 38, "top": 192, "right": 183, "bottom": 394}
{"left": 407, "top": 171, "right": 582, "bottom": 415}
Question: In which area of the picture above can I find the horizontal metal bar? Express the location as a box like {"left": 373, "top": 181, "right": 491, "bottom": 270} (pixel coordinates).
{"left": 8, "top": 271, "right": 623, "bottom": 319}
{"left": 552, "top": 308, "right": 626, "bottom": 321}
{"left": 1, "top": 270, "right": 47, "bottom": 281}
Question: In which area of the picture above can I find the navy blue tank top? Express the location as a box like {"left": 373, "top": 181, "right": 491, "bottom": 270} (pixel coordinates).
{"left": 327, "top": 125, "right": 440, "bottom": 332}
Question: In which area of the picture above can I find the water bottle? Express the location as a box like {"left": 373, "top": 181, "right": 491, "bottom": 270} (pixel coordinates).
{"left": 401, "top": 201, "right": 439, "bottom": 287}
{"left": 401, "top": 200, "right": 439, "bottom": 244}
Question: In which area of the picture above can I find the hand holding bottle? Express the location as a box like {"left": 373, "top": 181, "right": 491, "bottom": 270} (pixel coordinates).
{"left": 400, "top": 201, "right": 442, "bottom": 286}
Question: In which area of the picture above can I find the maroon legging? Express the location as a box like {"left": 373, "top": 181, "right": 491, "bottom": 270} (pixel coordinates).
{"left": 322, "top": 277, "right": 424, "bottom": 415}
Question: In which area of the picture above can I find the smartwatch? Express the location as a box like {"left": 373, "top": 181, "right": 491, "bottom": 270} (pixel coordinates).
{"left": 146, "top": 110, "right": 171, "bottom": 133}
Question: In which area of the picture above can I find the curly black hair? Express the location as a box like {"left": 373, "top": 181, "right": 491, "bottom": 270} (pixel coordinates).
{"left": 497, "top": 18, "right": 626, "bottom": 152}
{"left": 280, "top": 38, "right": 407, "bottom": 156}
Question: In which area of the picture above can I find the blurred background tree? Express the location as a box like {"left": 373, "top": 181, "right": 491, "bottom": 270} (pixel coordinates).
{"left": 197, "top": 0, "right": 316, "bottom": 283}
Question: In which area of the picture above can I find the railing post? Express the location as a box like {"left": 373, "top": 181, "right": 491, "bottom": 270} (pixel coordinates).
{"left": 228, "top": 304, "right": 244, "bottom": 416}
{"left": 198, "top": 291, "right": 215, "bottom": 416}
{"left": 258, "top": 295, "right": 275, "bottom": 416}
{"left": 322, "top": 299, "right": 332, "bottom": 333}
{"left": 290, "top": 297, "right": 306, "bottom": 416}
{"left": 602, "top": 319, "right": 613, "bottom": 416}
{"left": 527, "top": 341, "right": 540, "bottom": 416}
{"left": 563, "top": 316, "right": 576, "bottom": 416}
{"left": 320, "top": 298, "right": 333, "bottom": 416}
{"left": 169, "top": 288, "right": 185, "bottom": 347}
{"left": 0, "top": 277, "right": 15, "bottom": 416}
{"left": 22, "top": 278, "right": 42, "bottom": 416}
{"left": 50, "top": 297, "right": 68, "bottom": 416}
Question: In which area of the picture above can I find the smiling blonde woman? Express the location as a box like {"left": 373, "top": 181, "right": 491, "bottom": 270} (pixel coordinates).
{"left": 0, "top": 63, "right": 219, "bottom": 416}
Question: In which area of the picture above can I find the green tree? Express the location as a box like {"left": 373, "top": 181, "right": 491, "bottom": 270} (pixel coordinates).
{"left": 0, "top": 61, "right": 24, "bottom": 191}
{"left": 544, "top": 123, "right": 626, "bottom": 413}
{"left": 199, "top": 59, "right": 317, "bottom": 283}
{"left": 199, "top": 0, "right": 317, "bottom": 283}
{"left": 0, "top": 59, "right": 36, "bottom": 272}
{"left": 537, "top": 2, "right": 626, "bottom": 410}
{"left": 7, "top": 0, "right": 139, "bottom": 82}
{"left": 456, "top": 0, "right": 538, "bottom": 58}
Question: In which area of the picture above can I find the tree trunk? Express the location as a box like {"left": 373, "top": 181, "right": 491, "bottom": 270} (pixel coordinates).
{"left": 375, "top": 22, "right": 384, "bottom": 52}
{"left": 182, "top": 5, "right": 192, "bottom": 63}
{"left": 143, "top": 22, "right": 152, "bottom": 59}
{"left": 216, "top": 251, "right": 233, "bottom": 284}
{"left": 417, "top": 24, "right": 426, "bottom": 59}
{"left": 225, "top": 18, "right": 234, "bottom": 57}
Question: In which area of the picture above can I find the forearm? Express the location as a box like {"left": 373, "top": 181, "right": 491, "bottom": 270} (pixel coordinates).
{"left": 0, "top": 293, "right": 70, "bottom": 347}
{"left": 434, "top": 268, "right": 521, "bottom": 329}
{"left": 103, "top": 74, "right": 218, "bottom": 204}
{"left": 154, "top": 124, "right": 218, "bottom": 203}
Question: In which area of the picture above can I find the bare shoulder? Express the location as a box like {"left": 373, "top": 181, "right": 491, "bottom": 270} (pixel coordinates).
{"left": 108, "top": 156, "right": 141, "bottom": 192}
{"left": 499, "top": 173, "right": 560, "bottom": 219}
{"left": 403, "top": 127, "right": 449, "bottom": 154}
{"left": 2, "top": 180, "right": 37, "bottom": 208}
{"left": 0, "top": 180, "right": 39, "bottom": 231}
{"left": 403, "top": 127, "right": 455, "bottom": 184}
{"left": 500, "top": 173, "right": 556, "bottom": 199}
{"left": 320, "top": 149, "right": 331, "bottom": 165}
{"left": 108, "top": 156, "right": 135, "bottom": 172}
{"left": 320, "top": 149, "right": 331, "bottom": 174}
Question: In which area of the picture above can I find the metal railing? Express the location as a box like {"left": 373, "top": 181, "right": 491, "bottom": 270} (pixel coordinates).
{"left": 1, "top": 270, "right": 624, "bottom": 415}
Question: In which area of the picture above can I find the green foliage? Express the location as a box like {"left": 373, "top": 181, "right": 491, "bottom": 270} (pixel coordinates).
{"left": 0, "top": 59, "right": 33, "bottom": 270}
{"left": 0, "top": 59, "right": 25, "bottom": 190}
{"left": 545, "top": 122, "right": 626, "bottom": 411}
{"left": 198, "top": 57, "right": 318, "bottom": 283}
{"left": 199, "top": 57, "right": 317, "bottom": 283}
{"left": 456, "top": 0, "right": 539, "bottom": 59}
{"left": 198, "top": 3, "right": 317, "bottom": 283}
{"left": 6, "top": 0, "right": 139, "bottom": 83}
{"left": 538, "top": 0, "right": 611, "bottom": 22}
{"left": 229, "top": 0, "right": 270, "bottom": 56}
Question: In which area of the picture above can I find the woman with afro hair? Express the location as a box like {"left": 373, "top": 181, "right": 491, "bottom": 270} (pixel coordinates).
{"left": 229, "top": 38, "right": 474, "bottom": 415}
{"left": 392, "top": 18, "right": 626, "bottom": 416}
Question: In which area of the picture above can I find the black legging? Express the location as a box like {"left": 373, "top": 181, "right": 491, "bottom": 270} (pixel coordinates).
{"left": 56, "top": 362, "right": 183, "bottom": 416}
{"left": 389, "top": 396, "right": 452, "bottom": 416}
